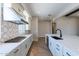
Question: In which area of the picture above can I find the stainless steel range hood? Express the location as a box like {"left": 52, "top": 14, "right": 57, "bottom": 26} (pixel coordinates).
{"left": 8, "top": 19, "right": 29, "bottom": 24}
{"left": 7, "top": 15, "right": 29, "bottom": 24}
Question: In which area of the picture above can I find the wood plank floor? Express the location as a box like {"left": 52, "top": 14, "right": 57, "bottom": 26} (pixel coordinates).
{"left": 27, "top": 38, "right": 52, "bottom": 56}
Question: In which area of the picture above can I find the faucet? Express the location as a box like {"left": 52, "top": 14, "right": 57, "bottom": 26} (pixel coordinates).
{"left": 56, "top": 29, "right": 62, "bottom": 37}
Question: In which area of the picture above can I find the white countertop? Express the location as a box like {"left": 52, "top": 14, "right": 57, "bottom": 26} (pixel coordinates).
{"left": 46, "top": 34, "right": 79, "bottom": 52}
{"left": 61, "top": 35, "right": 79, "bottom": 52}
{"left": 0, "top": 43, "right": 19, "bottom": 55}
{"left": 0, "top": 34, "right": 32, "bottom": 56}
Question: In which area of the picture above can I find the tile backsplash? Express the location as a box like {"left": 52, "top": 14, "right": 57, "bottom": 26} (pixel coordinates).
{"left": 1, "top": 20, "right": 19, "bottom": 42}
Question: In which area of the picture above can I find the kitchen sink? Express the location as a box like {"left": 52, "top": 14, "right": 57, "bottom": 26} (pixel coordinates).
{"left": 5, "top": 36, "right": 26, "bottom": 43}
{"left": 51, "top": 36, "right": 63, "bottom": 40}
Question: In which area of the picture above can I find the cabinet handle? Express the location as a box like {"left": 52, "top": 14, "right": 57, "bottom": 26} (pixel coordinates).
{"left": 14, "top": 49, "right": 19, "bottom": 53}
{"left": 66, "top": 52, "right": 71, "bottom": 56}
{"left": 25, "top": 44, "right": 27, "bottom": 48}
{"left": 63, "top": 55, "right": 64, "bottom": 56}
{"left": 50, "top": 42, "right": 51, "bottom": 46}
{"left": 56, "top": 48, "right": 60, "bottom": 51}
{"left": 56, "top": 44, "right": 60, "bottom": 47}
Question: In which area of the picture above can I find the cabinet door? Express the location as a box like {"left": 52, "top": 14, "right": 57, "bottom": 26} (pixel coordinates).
{"left": 48, "top": 37, "right": 52, "bottom": 51}
{"left": 24, "top": 36, "right": 33, "bottom": 55}
{"left": 19, "top": 43, "right": 26, "bottom": 56}
{"left": 51, "top": 38, "right": 56, "bottom": 55}
{"left": 28, "top": 36, "right": 32, "bottom": 49}
{"left": 24, "top": 41, "right": 29, "bottom": 55}
{"left": 48, "top": 37, "right": 56, "bottom": 55}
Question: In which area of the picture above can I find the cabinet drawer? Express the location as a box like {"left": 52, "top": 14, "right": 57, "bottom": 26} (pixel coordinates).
{"left": 54, "top": 42, "right": 63, "bottom": 56}
{"left": 7, "top": 46, "right": 21, "bottom": 56}
{"left": 7, "top": 44, "right": 26, "bottom": 56}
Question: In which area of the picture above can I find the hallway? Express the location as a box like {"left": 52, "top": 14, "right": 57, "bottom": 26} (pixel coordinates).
{"left": 27, "top": 38, "right": 52, "bottom": 56}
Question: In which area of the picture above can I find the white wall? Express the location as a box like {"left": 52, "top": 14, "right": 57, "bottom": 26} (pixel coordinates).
{"left": 55, "top": 17, "right": 79, "bottom": 36}
{"left": 31, "top": 16, "right": 38, "bottom": 41}
{"left": 31, "top": 17, "right": 52, "bottom": 40}
{"left": 38, "top": 20, "right": 52, "bottom": 37}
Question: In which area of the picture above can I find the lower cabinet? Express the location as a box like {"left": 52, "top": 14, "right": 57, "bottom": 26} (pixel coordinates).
{"left": 48, "top": 36, "right": 62, "bottom": 56}
{"left": 7, "top": 44, "right": 26, "bottom": 56}
{"left": 24, "top": 36, "right": 33, "bottom": 55}
{"left": 48, "top": 37, "right": 53, "bottom": 55}
{"left": 23, "top": 35, "right": 33, "bottom": 55}
{"left": 48, "top": 36, "right": 56, "bottom": 55}
{"left": 24, "top": 39, "right": 29, "bottom": 55}
{"left": 7, "top": 35, "right": 33, "bottom": 56}
{"left": 48, "top": 36, "right": 79, "bottom": 56}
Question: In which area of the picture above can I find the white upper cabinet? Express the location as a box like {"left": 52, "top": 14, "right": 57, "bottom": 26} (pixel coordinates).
{"left": 3, "top": 3, "right": 23, "bottom": 21}
{"left": 4, "top": 3, "right": 24, "bottom": 16}
{"left": 3, "top": 3, "right": 29, "bottom": 24}
{"left": 3, "top": 7, "right": 20, "bottom": 21}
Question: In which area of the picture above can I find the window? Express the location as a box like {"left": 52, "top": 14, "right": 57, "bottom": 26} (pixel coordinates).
{"left": 26, "top": 17, "right": 29, "bottom": 30}
{"left": 18, "top": 10, "right": 30, "bottom": 34}
{"left": 18, "top": 24, "right": 26, "bottom": 34}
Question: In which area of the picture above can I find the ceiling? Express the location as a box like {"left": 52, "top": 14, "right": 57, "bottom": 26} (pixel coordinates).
{"left": 22, "top": 3, "right": 79, "bottom": 20}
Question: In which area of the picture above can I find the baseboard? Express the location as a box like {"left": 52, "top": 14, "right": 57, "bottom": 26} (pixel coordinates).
{"left": 32, "top": 37, "right": 38, "bottom": 41}
{"left": 38, "top": 37, "right": 45, "bottom": 39}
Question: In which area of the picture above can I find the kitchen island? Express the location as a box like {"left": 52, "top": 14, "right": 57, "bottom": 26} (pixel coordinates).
{"left": 45, "top": 34, "right": 79, "bottom": 56}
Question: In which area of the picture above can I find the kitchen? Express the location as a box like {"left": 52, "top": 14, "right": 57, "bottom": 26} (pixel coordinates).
{"left": 0, "top": 3, "right": 79, "bottom": 56}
